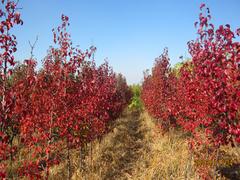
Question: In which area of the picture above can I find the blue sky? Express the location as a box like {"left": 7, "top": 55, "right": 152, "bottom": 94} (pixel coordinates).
{"left": 12, "top": 0, "right": 240, "bottom": 84}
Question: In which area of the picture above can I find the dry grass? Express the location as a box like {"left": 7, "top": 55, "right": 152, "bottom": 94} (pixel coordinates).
{"left": 71, "top": 111, "right": 145, "bottom": 180}
{"left": 128, "top": 112, "right": 199, "bottom": 180}
{"left": 27, "top": 111, "right": 240, "bottom": 179}
{"left": 48, "top": 111, "right": 199, "bottom": 180}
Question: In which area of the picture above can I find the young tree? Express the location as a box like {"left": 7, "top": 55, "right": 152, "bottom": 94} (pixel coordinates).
{"left": 0, "top": 0, "right": 23, "bottom": 177}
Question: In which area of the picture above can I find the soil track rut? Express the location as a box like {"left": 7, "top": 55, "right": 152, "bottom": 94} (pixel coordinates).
{"left": 74, "top": 110, "right": 152, "bottom": 180}
{"left": 99, "top": 111, "right": 144, "bottom": 179}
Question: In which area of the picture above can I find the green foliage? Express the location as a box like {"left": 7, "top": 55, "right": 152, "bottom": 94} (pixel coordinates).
{"left": 128, "top": 84, "right": 143, "bottom": 111}
{"left": 171, "top": 58, "right": 191, "bottom": 77}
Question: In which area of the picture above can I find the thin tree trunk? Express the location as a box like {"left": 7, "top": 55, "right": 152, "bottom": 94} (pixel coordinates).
{"left": 213, "top": 149, "right": 219, "bottom": 180}
{"left": 45, "top": 111, "right": 53, "bottom": 180}
{"left": 0, "top": 55, "right": 7, "bottom": 132}
{"left": 90, "top": 141, "right": 93, "bottom": 173}
{"left": 9, "top": 138, "right": 13, "bottom": 179}
{"left": 67, "top": 139, "right": 71, "bottom": 180}
{"left": 79, "top": 145, "right": 83, "bottom": 171}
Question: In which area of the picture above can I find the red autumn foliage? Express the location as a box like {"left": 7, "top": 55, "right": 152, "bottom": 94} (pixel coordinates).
{"left": 141, "top": 49, "right": 177, "bottom": 131}
{"left": 142, "top": 5, "right": 240, "bottom": 178}
{"left": 142, "top": 4, "right": 240, "bottom": 147}
{"left": 0, "top": 0, "right": 23, "bottom": 177}
{"left": 0, "top": 2, "right": 131, "bottom": 178}
{"left": 176, "top": 4, "right": 240, "bottom": 147}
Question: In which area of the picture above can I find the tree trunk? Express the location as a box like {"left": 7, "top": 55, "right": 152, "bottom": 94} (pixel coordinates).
{"left": 67, "top": 140, "right": 71, "bottom": 180}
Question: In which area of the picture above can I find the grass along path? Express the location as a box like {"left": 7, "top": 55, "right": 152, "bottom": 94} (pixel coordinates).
{"left": 98, "top": 111, "right": 145, "bottom": 179}
{"left": 50, "top": 110, "right": 240, "bottom": 180}
{"left": 71, "top": 110, "right": 198, "bottom": 180}
{"left": 71, "top": 110, "right": 149, "bottom": 180}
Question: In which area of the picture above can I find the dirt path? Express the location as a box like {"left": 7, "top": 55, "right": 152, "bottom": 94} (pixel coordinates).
{"left": 52, "top": 111, "right": 239, "bottom": 180}
{"left": 99, "top": 111, "right": 145, "bottom": 179}
{"left": 75, "top": 111, "right": 152, "bottom": 180}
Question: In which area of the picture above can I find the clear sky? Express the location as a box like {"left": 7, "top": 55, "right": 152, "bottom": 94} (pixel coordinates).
{"left": 12, "top": 0, "right": 240, "bottom": 84}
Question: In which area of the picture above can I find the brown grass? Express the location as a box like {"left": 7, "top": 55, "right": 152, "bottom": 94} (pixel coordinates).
{"left": 128, "top": 112, "right": 199, "bottom": 180}
{"left": 15, "top": 110, "right": 239, "bottom": 180}
{"left": 48, "top": 111, "right": 199, "bottom": 180}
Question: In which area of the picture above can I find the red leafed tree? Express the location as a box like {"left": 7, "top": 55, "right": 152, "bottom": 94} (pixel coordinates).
{"left": 176, "top": 4, "right": 240, "bottom": 147}
{"left": 171, "top": 5, "right": 240, "bottom": 178}
{"left": 10, "top": 13, "right": 131, "bottom": 179}
{"left": 105, "top": 73, "right": 132, "bottom": 123}
{"left": 141, "top": 5, "right": 240, "bottom": 178}
{"left": 142, "top": 4, "right": 240, "bottom": 148}
{"left": 141, "top": 49, "right": 177, "bottom": 131}
{"left": 0, "top": 0, "right": 23, "bottom": 178}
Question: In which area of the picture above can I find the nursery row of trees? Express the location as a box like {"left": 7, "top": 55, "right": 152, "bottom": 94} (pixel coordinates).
{"left": 141, "top": 2, "right": 240, "bottom": 168}
{"left": 0, "top": 1, "right": 131, "bottom": 179}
